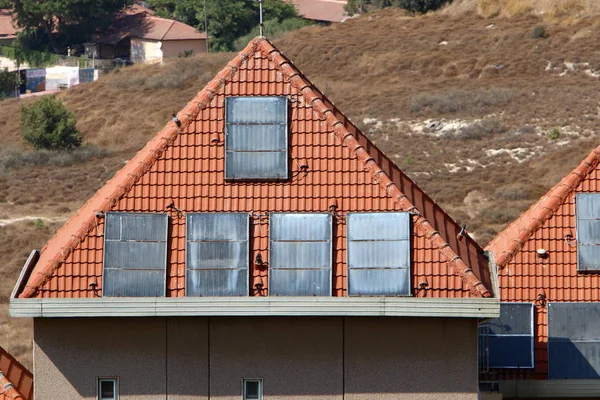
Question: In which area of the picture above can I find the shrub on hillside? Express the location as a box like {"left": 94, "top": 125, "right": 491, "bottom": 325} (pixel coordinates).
{"left": 0, "top": 68, "right": 18, "bottom": 99}
{"left": 531, "top": 25, "right": 547, "bottom": 39}
{"left": 20, "top": 96, "right": 82, "bottom": 150}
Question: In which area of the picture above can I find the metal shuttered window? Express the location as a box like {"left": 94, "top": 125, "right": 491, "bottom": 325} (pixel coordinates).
{"left": 548, "top": 302, "right": 600, "bottom": 379}
{"left": 269, "top": 213, "right": 332, "bottom": 296}
{"left": 103, "top": 212, "right": 168, "bottom": 297}
{"left": 225, "top": 96, "right": 289, "bottom": 180}
{"left": 186, "top": 213, "right": 249, "bottom": 296}
{"left": 576, "top": 193, "right": 600, "bottom": 271}
{"left": 478, "top": 303, "right": 534, "bottom": 369}
{"left": 346, "top": 212, "right": 410, "bottom": 296}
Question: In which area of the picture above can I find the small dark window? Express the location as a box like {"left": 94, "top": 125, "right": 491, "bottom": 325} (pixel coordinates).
{"left": 479, "top": 303, "right": 534, "bottom": 369}
{"left": 225, "top": 96, "right": 288, "bottom": 180}
{"left": 98, "top": 378, "right": 118, "bottom": 400}
{"left": 243, "top": 379, "right": 262, "bottom": 400}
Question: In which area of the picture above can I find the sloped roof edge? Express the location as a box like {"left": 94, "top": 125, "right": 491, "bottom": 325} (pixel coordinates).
{"left": 486, "top": 144, "right": 600, "bottom": 269}
{"left": 19, "top": 37, "right": 491, "bottom": 298}
{"left": 0, "top": 346, "right": 32, "bottom": 400}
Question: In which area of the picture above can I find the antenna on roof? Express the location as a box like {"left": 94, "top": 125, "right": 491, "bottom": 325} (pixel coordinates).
{"left": 259, "top": 0, "right": 264, "bottom": 36}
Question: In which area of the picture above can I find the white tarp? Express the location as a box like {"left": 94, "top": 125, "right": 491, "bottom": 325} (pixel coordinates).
{"left": 45, "top": 66, "right": 79, "bottom": 90}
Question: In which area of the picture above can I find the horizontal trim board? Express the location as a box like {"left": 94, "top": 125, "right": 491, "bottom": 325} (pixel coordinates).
{"left": 498, "top": 379, "right": 600, "bottom": 398}
{"left": 10, "top": 297, "right": 499, "bottom": 318}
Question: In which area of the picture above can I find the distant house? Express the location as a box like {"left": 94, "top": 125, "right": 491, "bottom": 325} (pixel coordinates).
{"left": 288, "top": 0, "right": 348, "bottom": 23}
{"left": 0, "top": 9, "right": 18, "bottom": 46}
{"left": 10, "top": 37, "right": 498, "bottom": 400}
{"left": 85, "top": 5, "right": 207, "bottom": 64}
{"left": 0, "top": 346, "right": 33, "bottom": 400}
{"left": 481, "top": 144, "right": 600, "bottom": 398}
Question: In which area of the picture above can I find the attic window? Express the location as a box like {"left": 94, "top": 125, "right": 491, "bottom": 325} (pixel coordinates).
{"left": 103, "top": 213, "right": 168, "bottom": 297}
{"left": 479, "top": 303, "right": 534, "bottom": 369}
{"left": 346, "top": 212, "right": 410, "bottom": 296}
{"left": 186, "top": 213, "right": 249, "bottom": 296}
{"left": 576, "top": 193, "right": 600, "bottom": 271}
{"left": 225, "top": 96, "right": 288, "bottom": 180}
{"left": 269, "top": 213, "right": 332, "bottom": 296}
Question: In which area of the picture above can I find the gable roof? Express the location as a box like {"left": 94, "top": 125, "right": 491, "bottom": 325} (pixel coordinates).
{"left": 0, "top": 9, "right": 18, "bottom": 40}
{"left": 289, "top": 0, "right": 348, "bottom": 22}
{"left": 94, "top": 6, "right": 206, "bottom": 45}
{"left": 486, "top": 144, "right": 600, "bottom": 270}
{"left": 0, "top": 347, "right": 33, "bottom": 400}
{"left": 16, "top": 37, "right": 493, "bottom": 299}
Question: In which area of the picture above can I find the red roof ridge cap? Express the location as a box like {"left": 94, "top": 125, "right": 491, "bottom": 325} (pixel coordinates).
{"left": 257, "top": 38, "right": 490, "bottom": 298}
{"left": 0, "top": 372, "right": 24, "bottom": 400}
{"left": 487, "top": 143, "right": 600, "bottom": 269}
{"left": 19, "top": 39, "right": 262, "bottom": 298}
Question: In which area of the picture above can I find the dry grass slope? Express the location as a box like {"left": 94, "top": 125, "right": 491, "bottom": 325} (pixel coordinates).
{"left": 1, "top": 5, "right": 600, "bottom": 367}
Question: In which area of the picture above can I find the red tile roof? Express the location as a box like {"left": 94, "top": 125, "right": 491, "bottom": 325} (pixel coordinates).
{"left": 0, "top": 9, "right": 18, "bottom": 40}
{"left": 485, "top": 143, "right": 600, "bottom": 380}
{"left": 0, "top": 347, "right": 32, "bottom": 400}
{"left": 95, "top": 6, "right": 206, "bottom": 45}
{"left": 16, "top": 37, "right": 493, "bottom": 299}
{"left": 289, "top": 0, "right": 348, "bottom": 22}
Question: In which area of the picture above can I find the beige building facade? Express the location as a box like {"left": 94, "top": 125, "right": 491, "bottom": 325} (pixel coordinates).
{"left": 34, "top": 316, "right": 479, "bottom": 400}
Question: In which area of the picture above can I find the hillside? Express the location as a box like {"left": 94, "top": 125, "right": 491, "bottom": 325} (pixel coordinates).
{"left": 2, "top": 7, "right": 600, "bottom": 367}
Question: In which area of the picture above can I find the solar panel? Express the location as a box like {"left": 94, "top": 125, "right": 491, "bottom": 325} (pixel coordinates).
{"left": 479, "top": 303, "right": 534, "bottom": 369}
{"left": 186, "top": 213, "right": 249, "bottom": 296}
{"left": 269, "top": 213, "right": 332, "bottom": 296}
{"left": 103, "top": 212, "right": 168, "bottom": 297}
{"left": 548, "top": 302, "right": 600, "bottom": 379}
{"left": 576, "top": 193, "right": 600, "bottom": 271}
{"left": 225, "top": 96, "right": 288, "bottom": 180}
{"left": 347, "top": 212, "right": 410, "bottom": 296}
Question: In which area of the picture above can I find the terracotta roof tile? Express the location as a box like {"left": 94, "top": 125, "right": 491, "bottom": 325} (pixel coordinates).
{"left": 0, "top": 347, "right": 32, "bottom": 400}
{"left": 483, "top": 143, "right": 600, "bottom": 380}
{"left": 17, "top": 37, "right": 493, "bottom": 300}
{"left": 0, "top": 9, "right": 18, "bottom": 39}
{"left": 289, "top": 0, "right": 348, "bottom": 22}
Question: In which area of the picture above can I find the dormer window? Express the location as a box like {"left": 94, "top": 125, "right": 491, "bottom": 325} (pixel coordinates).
{"left": 576, "top": 193, "right": 600, "bottom": 271}
{"left": 225, "top": 96, "right": 288, "bottom": 180}
{"left": 347, "top": 212, "right": 411, "bottom": 296}
{"left": 103, "top": 212, "right": 168, "bottom": 297}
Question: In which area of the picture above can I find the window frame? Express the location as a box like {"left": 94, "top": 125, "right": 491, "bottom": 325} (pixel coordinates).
{"left": 185, "top": 212, "right": 250, "bottom": 297}
{"left": 478, "top": 302, "right": 535, "bottom": 369}
{"left": 102, "top": 212, "right": 169, "bottom": 297}
{"left": 575, "top": 193, "right": 600, "bottom": 272}
{"left": 346, "top": 211, "right": 412, "bottom": 297}
{"left": 242, "top": 378, "right": 263, "bottom": 400}
{"left": 224, "top": 96, "right": 289, "bottom": 181}
{"left": 268, "top": 212, "right": 333, "bottom": 296}
{"left": 97, "top": 377, "right": 119, "bottom": 400}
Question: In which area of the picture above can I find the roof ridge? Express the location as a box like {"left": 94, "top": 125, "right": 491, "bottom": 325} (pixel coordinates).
{"left": 486, "top": 143, "right": 600, "bottom": 269}
{"left": 0, "top": 372, "right": 23, "bottom": 400}
{"left": 19, "top": 38, "right": 263, "bottom": 298}
{"left": 257, "top": 38, "right": 490, "bottom": 297}
{"left": 160, "top": 19, "right": 176, "bottom": 40}
{"left": 0, "top": 346, "right": 30, "bottom": 400}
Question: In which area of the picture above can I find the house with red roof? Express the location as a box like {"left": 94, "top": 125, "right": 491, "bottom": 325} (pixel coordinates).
{"left": 10, "top": 37, "right": 498, "bottom": 399}
{"left": 480, "top": 144, "right": 600, "bottom": 399}
{"left": 0, "top": 346, "right": 33, "bottom": 400}
{"left": 85, "top": 5, "right": 207, "bottom": 64}
{"left": 0, "top": 9, "right": 18, "bottom": 46}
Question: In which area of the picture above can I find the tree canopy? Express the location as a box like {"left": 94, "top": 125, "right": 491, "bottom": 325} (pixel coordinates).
{"left": 346, "top": 0, "right": 449, "bottom": 14}
{"left": 147, "top": 0, "right": 299, "bottom": 52}
{"left": 7, "top": 0, "right": 132, "bottom": 53}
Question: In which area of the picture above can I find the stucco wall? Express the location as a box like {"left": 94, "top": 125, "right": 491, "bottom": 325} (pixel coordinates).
{"left": 130, "top": 38, "right": 162, "bottom": 63}
{"left": 161, "top": 40, "right": 207, "bottom": 58}
{"left": 34, "top": 317, "right": 478, "bottom": 400}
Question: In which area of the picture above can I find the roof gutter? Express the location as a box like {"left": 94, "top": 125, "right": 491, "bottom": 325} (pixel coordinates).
{"left": 10, "top": 250, "right": 39, "bottom": 300}
{"left": 10, "top": 296, "right": 499, "bottom": 318}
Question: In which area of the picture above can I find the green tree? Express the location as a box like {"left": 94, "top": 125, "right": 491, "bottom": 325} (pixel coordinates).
{"left": 0, "top": 68, "right": 18, "bottom": 99}
{"left": 346, "top": 0, "right": 448, "bottom": 14}
{"left": 21, "top": 95, "right": 82, "bottom": 150}
{"left": 7, "top": 0, "right": 132, "bottom": 53}
{"left": 147, "top": 0, "right": 298, "bottom": 52}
